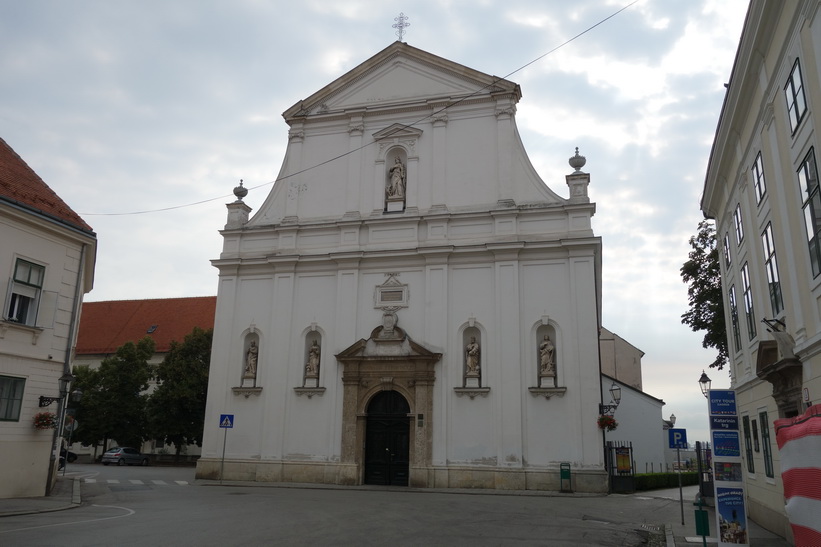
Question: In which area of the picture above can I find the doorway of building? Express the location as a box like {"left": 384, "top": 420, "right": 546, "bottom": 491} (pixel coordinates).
{"left": 364, "top": 390, "right": 410, "bottom": 486}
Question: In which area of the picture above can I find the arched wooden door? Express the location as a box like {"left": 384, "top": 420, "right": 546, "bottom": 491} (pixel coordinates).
{"left": 364, "top": 390, "right": 410, "bottom": 486}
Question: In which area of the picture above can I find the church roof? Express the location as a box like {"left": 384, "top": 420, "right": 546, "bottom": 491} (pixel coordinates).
{"left": 0, "top": 137, "right": 94, "bottom": 234}
{"left": 283, "top": 41, "right": 521, "bottom": 121}
{"left": 76, "top": 296, "right": 216, "bottom": 355}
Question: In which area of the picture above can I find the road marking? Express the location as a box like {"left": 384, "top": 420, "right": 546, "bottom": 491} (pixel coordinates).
{"left": 0, "top": 504, "right": 135, "bottom": 534}
{"left": 107, "top": 480, "right": 120, "bottom": 484}
{"left": 175, "top": 481, "right": 189, "bottom": 486}
{"left": 151, "top": 480, "right": 167, "bottom": 485}
{"left": 85, "top": 479, "right": 97, "bottom": 483}
{"left": 129, "top": 480, "right": 143, "bottom": 484}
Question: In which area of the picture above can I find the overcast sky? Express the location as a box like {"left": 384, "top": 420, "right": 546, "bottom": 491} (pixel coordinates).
{"left": 1, "top": 0, "right": 748, "bottom": 445}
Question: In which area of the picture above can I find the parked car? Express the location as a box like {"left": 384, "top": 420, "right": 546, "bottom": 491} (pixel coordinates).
{"left": 101, "top": 447, "right": 149, "bottom": 466}
{"left": 58, "top": 448, "right": 77, "bottom": 470}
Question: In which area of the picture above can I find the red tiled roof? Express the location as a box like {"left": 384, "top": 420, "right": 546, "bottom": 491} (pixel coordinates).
{"left": 0, "top": 137, "right": 94, "bottom": 233}
{"left": 76, "top": 297, "right": 216, "bottom": 355}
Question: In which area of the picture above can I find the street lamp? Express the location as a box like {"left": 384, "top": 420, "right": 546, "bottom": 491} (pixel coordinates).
{"left": 39, "top": 372, "right": 75, "bottom": 407}
{"left": 670, "top": 413, "right": 676, "bottom": 426}
{"left": 599, "top": 381, "right": 622, "bottom": 415}
{"left": 698, "top": 371, "right": 712, "bottom": 398}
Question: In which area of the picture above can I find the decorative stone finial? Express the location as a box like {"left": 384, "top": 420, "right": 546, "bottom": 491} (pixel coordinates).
{"left": 233, "top": 179, "right": 248, "bottom": 201}
{"left": 568, "top": 147, "right": 586, "bottom": 173}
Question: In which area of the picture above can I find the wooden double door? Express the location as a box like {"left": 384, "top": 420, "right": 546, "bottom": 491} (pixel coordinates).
{"left": 364, "top": 390, "right": 410, "bottom": 486}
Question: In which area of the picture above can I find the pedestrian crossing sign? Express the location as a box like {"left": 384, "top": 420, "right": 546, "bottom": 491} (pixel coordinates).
{"left": 219, "top": 414, "right": 234, "bottom": 428}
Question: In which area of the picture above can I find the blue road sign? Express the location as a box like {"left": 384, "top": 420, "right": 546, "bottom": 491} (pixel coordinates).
{"left": 708, "top": 390, "right": 737, "bottom": 416}
{"left": 219, "top": 414, "right": 234, "bottom": 428}
{"left": 669, "top": 428, "right": 688, "bottom": 449}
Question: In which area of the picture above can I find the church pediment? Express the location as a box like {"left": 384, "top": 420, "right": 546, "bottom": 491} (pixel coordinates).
{"left": 372, "top": 123, "right": 423, "bottom": 142}
{"left": 336, "top": 324, "right": 441, "bottom": 362}
{"left": 283, "top": 42, "right": 519, "bottom": 120}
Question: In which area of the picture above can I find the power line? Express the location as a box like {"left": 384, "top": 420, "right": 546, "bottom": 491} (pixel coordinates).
{"left": 80, "top": 0, "right": 639, "bottom": 217}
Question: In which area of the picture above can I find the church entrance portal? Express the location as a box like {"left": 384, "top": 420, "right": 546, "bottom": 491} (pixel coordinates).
{"left": 364, "top": 390, "right": 410, "bottom": 486}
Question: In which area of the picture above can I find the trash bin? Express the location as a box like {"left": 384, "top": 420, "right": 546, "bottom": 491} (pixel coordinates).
{"left": 560, "top": 462, "right": 572, "bottom": 493}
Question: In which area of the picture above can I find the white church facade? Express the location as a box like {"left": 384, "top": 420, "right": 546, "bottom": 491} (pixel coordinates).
{"left": 197, "top": 42, "right": 606, "bottom": 492}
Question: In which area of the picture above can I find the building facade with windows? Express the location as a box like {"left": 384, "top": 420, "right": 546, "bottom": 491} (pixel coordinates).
{"left": 702, "top": 1, "right": 821, "bottom": 540}
{"left": 0, "top": 137, "right": 96, "bottom": 498}
{"left": 198, "top": 42, "right": 609, "bottom": 492}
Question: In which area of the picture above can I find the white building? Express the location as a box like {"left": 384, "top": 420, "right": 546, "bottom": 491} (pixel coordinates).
{"left": 702, "top": 1, "right": 821, "bottom": 540}
{"left": 0, "top": 137, "right": 96, "bottom": 498}
{"left": 198, "top": 42, "right": 607, "bottom": 492}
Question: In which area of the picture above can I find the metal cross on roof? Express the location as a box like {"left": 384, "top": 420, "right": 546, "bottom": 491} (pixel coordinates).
{"left": 393, "top": 12, "right": 410, "bottom": 41}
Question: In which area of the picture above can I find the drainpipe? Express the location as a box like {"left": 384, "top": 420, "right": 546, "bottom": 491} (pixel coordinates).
{"left": 45, "top": 244, "right": 86, "bottom": 495}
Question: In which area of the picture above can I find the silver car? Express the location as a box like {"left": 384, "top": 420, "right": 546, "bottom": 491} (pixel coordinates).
{"left": 101, "top": 447, "right": 149, "bottom": 466}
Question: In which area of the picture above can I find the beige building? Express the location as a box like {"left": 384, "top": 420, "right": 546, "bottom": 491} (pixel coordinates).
{"left": 702, "top": 1, "right": 821, "bottom": 541}
{"left": 0, "top": 137, "right": 96, "bottom": 498}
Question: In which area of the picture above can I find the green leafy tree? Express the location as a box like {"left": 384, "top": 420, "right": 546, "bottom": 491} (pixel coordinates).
{"left": 147, "top": 327, "right": 212, "bottom": 460}
{"left": 72, "top": 337, "right": 155, "bottom": 451}
{"left": 680, "top": 219, "right": 728, "bottom": 370}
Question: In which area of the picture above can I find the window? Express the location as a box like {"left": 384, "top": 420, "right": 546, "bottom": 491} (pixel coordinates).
{"left": 733, "top": 204, "right": 744, "bottom": 245}
{"left": 752, "top": 152, "right": 767, "bottom": 204}
{"left": 0, "top": 376, "right": 25, "bottom": 421}
{"left": 752, "top": 419, "right": 760, "bottom": 452}
{"left": 742, "top": 415, "right": 755, "bottom": 473}
{"left": 785, "top": 58, "right": 807, "bottom": 133}
{"left": 5, "top": 259, "right": 45, "bottom": 326}
{"left": 729, "top": 286, "right": 741, "bottom": 352}
{"left": 798, "top": 148, "right": 821, "bottom": 277}
{"left": 741, "top": 263, "right": 756, "bottom": 340}
{"left": 761, "top": 224, "right": 784, "bottom": 315}
{"left": 723, "top": 233, "right": 732, "bottom": 268}
{"left": 759, "top": 411, "right": 774, "bottom": 478}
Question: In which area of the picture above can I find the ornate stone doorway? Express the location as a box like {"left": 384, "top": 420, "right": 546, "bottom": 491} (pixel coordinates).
{"left": 364, "top": 391, "right": 410, "bottom": 485}
{"left": 336, "top": 319, "right": 441, "bottom": 487}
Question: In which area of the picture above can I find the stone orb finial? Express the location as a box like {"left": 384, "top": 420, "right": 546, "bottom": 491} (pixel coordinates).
{"left": 569, "top": 147, "right": 586, "bottom": 173}
{"left": 233, "top": 179, "right": 248, "bottom": 201}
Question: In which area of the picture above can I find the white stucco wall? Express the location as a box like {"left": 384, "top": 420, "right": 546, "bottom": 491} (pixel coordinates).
{"left": 199, "top": 43, "right": 604, "bottom": 490}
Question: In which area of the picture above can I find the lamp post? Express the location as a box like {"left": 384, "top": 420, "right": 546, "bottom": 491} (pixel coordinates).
{"left": 44, "top": 372, "right": 74, "bottom": 495}
{"left": 61, "top": 387, "right": 83, "bottom": 475}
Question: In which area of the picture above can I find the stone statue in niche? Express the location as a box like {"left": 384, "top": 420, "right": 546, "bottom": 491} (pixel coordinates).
{"left": 387, "top": 157, "right": 406, "bottom": 199}
{"left": 244, "top": 340, "right": 258, "bottom": 379}
{"left": 539, "top": 335, "right": 555, "bottom": 375}
{"left": 465, "top": 336, "right": 480, "bottom": 376}
{"left": 306, "top": 340, "right": 320, "bottom": 377}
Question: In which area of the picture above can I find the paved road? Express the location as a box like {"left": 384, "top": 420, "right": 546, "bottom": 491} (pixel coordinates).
{"left": 0, "top": 464, "right": 676, "bottom": 546}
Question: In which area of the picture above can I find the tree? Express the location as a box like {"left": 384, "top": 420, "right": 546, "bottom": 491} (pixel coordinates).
{"left": 680, "top": 219, "right": 728, "bottom": 370}
{"left": 72, "top": 337, "right": 154, "bottom": 451}
{"left": 147, "top": 327, "right": 212, "bottom": 460}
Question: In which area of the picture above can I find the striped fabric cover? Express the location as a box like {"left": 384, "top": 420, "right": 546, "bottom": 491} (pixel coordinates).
{"left": 774, "top": 404, "right": 821, "bottom": 547}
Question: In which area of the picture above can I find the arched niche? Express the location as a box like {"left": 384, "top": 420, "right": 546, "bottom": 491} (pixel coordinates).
{"left": 303, "top": 330, "right": 322, "bottom": 388}
{"left": 461, "top": 325, "right": 483, "bottom": 388}
{"left": 242, "top": 331, "right": 260, "bottom": 387}
{"left": 536, "top": 324, "right": 557, "bottom": 388}
{"left": 384, "top": 147, "right": 408, "bottom": 212}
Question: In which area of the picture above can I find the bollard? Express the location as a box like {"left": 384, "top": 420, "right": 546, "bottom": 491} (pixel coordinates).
{"left": 693, "top": 496, "right": 710, "bottom": 547}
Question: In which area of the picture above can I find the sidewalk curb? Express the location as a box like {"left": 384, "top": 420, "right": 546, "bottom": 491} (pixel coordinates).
{"left": 0, "top": 478, "right": 82, "bottom": 518}
{"left": 665, "top": 524, "right": 675, "bottom": 547}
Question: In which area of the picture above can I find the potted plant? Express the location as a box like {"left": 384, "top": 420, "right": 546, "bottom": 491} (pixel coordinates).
{"left": 33, "top": 412, "right": 57, "bottom": 430}
{"left": 597, "top": 414, "right": 618, "bottom": 431}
